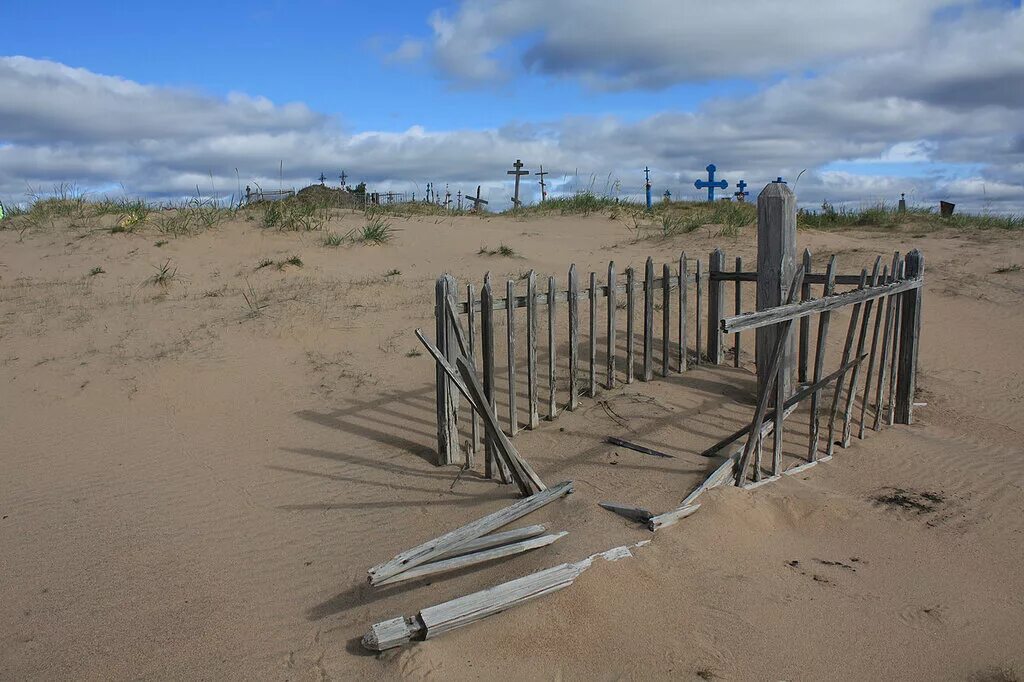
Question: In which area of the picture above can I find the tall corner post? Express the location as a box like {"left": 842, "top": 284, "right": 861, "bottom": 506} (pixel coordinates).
{"left": 707, "top": 249, "right": 725, "bottom": 364}
{"left": 755, "top": 181, "right": 798, "bottom": 398}
{"left": 434, "top": 274, "right": 461, "bottom": 465}
{"left": 894, "top": 250, "right": 924, "bottom": 424}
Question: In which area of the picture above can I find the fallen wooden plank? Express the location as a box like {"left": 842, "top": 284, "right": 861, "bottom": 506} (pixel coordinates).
{"left": 743, "top": 475, "right": 780, "bottom": 491}
{"left": 373, "top": 532, "right": 568, "bottom": 587}
{"left": 433, "top": 524, "right": 547, "bottom": 561}
{"left": 647, "top": 503, "right": 701, "bottom": 532}
{"left": 598, "top": 502, "right": 653, "bottom": 523}
{"left": 605, "top": 435, "right": 675, "bottom": 459}
{"left": 784, "top": 460, "right": 817, "bottom": 476}
{"left": 367, "top": 481, "right": 573, "bottom": 585}
{"left": 362, "top": 616, "right": 420, "bottom": 651}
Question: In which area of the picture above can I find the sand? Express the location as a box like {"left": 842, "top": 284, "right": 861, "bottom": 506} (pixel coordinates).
{"left": 1, "top": 208, "right": 1022, "bottom": 681}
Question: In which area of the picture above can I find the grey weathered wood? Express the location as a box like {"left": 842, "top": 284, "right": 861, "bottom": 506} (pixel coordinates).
{"left": 841, "top": 257, "right": 882, "bottom": 447}
{"left": 643, "top": 257, "right": 654, "bottom": 380}
{"left": 679, "top": 252, "right": 687, "bottom": 372}
{"left": 711, "top": 271, "right": 873, "bottom": 286}
{"left": 859, "top": 263, "right": 889, "bottom": 438}
{"left": 825, "top": 269, "right": 867, "bottom": 459}
{"left": 735, "top": 269, "right": 804, "bottom": 485}
{"left": 605, "top": 435, "right": 675, "bottom": 459}
{"left": 722, "top": 276, "right": 923, "bottom": 333}
{"left": 626, "top": 266, "right": 636, "bottom": 383}
{"left": 547, "top": 276, "right": 557, "bottom": 420}
{"left": 734, "top": 256, "right": 742, "bottom": 368}
{"left": 662, "top": 262, "right": 671, "bottom": 376}
{"left": 589, "top": 271, "right": 597, "bottom": 396}
{"left": 798, "top": 249, "right": 812, "bottom": 383}
{"left": 367, "top": 480, "right": 571, "bottom": 585}
{"left": 466, "top": 284, "right": 479, "bottom": 462}
{"left": 526, "top": 271, "right": 539, "bottom": 429}
{"left": 647, "top": 503, "right": 701, "bottom": 532}
{"left": 567, "top": 265, "right": 579, "bottom": 411}
{"left": 772, "top": 359, "right": 784, "bottom": 475}
{"left": 434, "top": 524, "right": 547, "bottom": 561}
{"left": 707, "top": 248, "right": 725, "bottom": 364}
{"left": 598, "top": 502, "right": 653, "bottom": 523}
{"left": 873, "top": 254, "right": 899, "bottom": 430}
{"left": 695, "top": 258, "right": 703, "bottom": 366}
{"left": 886, "top": 261, "right": 904, "bottom": 426}
{"left": 435, "top": 275, "right": 460, "bottom": 465}
{"left": 895, "top": 250, "right": 924, "bottom": 424}
{"left": 362, "top": 617, "right": 418, "bottom": 651}
{"left": 506, "top": 279, "right": 518, "bottom": 436}
{"left": 374, "top": 532, "right": 568, "bottom": 587}
{"left": 416, "top": 329, "right": 473, "bottom": 404}
{"left": 480, "top": 275, "right": 502, "bottom": 480}
{"left": 756, "top": 181, "right": 798, "bottom": 398}
{"left": 607, "top": 261, "right": 616, "bottom": 388}
{"left": 807, "top": 255, "right": 837, "bottom": 461}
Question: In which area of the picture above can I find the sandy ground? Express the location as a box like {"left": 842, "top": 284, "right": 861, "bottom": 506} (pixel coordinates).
{"left": 1, "top": 208, "right": 1022, "bottom": 681}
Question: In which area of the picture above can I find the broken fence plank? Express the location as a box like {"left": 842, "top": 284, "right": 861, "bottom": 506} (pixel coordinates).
{"left": 647, "top": 504, "right": 701, "bottom": 532}
{"left": 367, "top": 481, "right": 573, "bottom": 585}
{"left": 605, "top": 435, "right": 675, "bottom": 459}
{"left": 841, "top": 257, "right": 882, "bottom": 448}
{"left": 434, "top": 524, "right": 548, "bottom": 561}
{"left": 598, "top": 502, "right": 653, "bottom": 523}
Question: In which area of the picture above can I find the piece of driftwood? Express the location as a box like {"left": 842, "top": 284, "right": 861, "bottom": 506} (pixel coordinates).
{"left": 841, "top": 257, "right": 881, "bottom": 447}
{"left": 647, "top": 503, "right": 701, "bottom": 532}
{"left": 807, "top": 255, "right": 837, "bottom": 460}
{"left": 679, "top": 252, "right": 688, "bottom": 372}
{"left": 526, "top": 271, "right": 539, "bottom": 429}
{"left": 607, "top": 261, "right": 617, "bottom": 388}
{"left": 643, "top": 257, "right": 654, "bottom": 380}
{"left": 598, "top": 502, "right": 653, "bottom": 523}
{"left": 722, "top": 275, "right": 922, "bottom": 333}
{"left": 373, "top": 532, "right": 568, "bottom": 587}
{"left": 605, "top": 435, "right": 675, "bottom": 459}
{"left": 367, "top": 481, "right": 573, "bottom": 585}
{"left": 434, "top": 524, "right": 547, "bottom": 561}
{"left": 626, "top": 266, "right": 636, "bottom": 383}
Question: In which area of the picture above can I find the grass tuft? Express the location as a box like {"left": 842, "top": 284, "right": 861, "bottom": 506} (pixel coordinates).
{"left": 145, "top": 259, "right": 177, "bottom": 286}
{"left": 88, "top": 266, "right": 105, "bottom": 277}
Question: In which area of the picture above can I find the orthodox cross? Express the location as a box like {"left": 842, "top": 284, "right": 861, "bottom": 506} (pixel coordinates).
{"left": 733, "top": 179, "right": 749, "bottom": 202}
{"left": 535, "top": 165, "right": 548, "bottom": 202}
{"left": 663, "top": 189, "right": 672, "bottom": 203}
{"left": 507, "top": 159, "right": 529, "bottom": 208}
{"left": 426, "top": 182, "right": 433, "bottom": 203}
{"left": 644, "top": 166, "right": 652, "bottom": 209}
{"left": 319, "top": 172, "right": 326, "bottom": 185}
{"left": 445, "top": 184, "right": 451, "bottom": 210}
{"left": 457, "top": 190, "right": 463, "bottom": 211}
{"left": 339, "top": 170, "right": 348, "bottom": 187}
{"left": 466, "top": 185, "right": 489, "bottom": 212}
{"left": 694, "top": 164, "right": 728, "bottom": 202}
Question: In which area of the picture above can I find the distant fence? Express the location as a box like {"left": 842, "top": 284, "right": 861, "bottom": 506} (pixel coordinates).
{"left": 244, "top": 189, "right": 295, "bottom": 204}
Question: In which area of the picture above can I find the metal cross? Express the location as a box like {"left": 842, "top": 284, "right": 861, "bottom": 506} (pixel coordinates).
{"left": 694, "top": 164, "right": 728, "bottom": 202}
{"left": 535, "top": 165, "right": 548, "bottom": 202}
{"left": 507, "top": 159, "right": 529, "bottom": 208}
{"left": 644, "top": 166, "right": 652, "bottom": 209}
{"left": 733, "top": 179, "right": 749, "bottom": 202}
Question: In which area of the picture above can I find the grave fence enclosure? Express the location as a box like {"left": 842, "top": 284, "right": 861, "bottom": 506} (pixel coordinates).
{"left": 430, "top": 184, "right": 924, "bottom": 491}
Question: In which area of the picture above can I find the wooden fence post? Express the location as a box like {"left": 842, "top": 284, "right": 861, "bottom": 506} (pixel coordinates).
{"left": 589, "top": 271, "right": 597, "bottom": 396}
{"left": 734, "top": 256, "right": 743, "bottom": 367}
{"left": 895, "top": 250, "right": 924, "bottom": 424}
{"left": 466, "top": 283, "right": 479, "bottom": 462}
{"left": 662, "top": 263, "right": 671, "bottom": 376}
{"left": 798, "top": 249, "right": 812, "bottom": 383}
{"left": 568, "top": 265, "right": 579, "bottom": 410}
{"left": 506, "top": 279, "right": 518, "bottom": 436}
{"left": 435, "top": 274, "right": 460, "bottom": 465}
{"left": 643, "top": 256, "right": 654, "bottom": 381}
{"left": 607, "top": 261, "right": 616, "bottom": 388}
{"left": 626, "top": 267, "right": 635, "bottom": 383}
{"left": 678, "top": 252, "right": 687, "bottom": 372}
{"left": 481, "top": 274, "right": 505, "bottom": 480}
{"left": 547, "top": 275, "right": 557, "bottom": 420}
{"left": 756, "top": 181, "right": 798, "bottom": 398}
{"left": 526, "top": 271, "right": 539, "bottom": 429}
{"left": 707, "top": 248, "right": 725, "bottom": 364}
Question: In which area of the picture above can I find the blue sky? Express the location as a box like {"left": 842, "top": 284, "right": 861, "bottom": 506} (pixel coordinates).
{"left": 2, "top": 0, "right": 1023, "bottom": 210}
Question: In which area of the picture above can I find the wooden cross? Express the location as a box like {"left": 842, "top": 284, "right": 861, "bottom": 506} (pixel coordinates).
{"left": 466, "top": 185, "right": 489, "bottom": 212}
{"left": 507, "top": 159, "right": 529, "bottom": 208}
{"left": 694, "top": 164, "right": 728, "bottom": 202}
{"left": 319, "top": 172, "right": 326, "bottom": 185}
{"left": 535, "top": 165, "right": 548, "bottom": 202}
{"left": 457, "top": 190, "right": 463, "bottom": 211}
{"left": 340, "top": 170, "right": 348, "bottom": 186}
{"left": 445, "top": 185, "right": 451, "bottom": 210}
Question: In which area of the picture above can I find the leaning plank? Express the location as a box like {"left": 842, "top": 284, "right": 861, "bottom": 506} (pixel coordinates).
{"left": 598, "top": 502, "right": 653, "bottom": 523}
{"left": 873, "top": 253, "right": 900, "bottom": 430}
{"left": 647, "top": 504, "right": 701, "bottom": 532}
{"left": 859, "top": 263, "right": 890, "bottom": 438}
{"left": 807, "top": 255, "right": 837, "bottom": 461}
{"left": 481, "top": 275, "right": 504, "bottom": 481}
{"left": 841, "top": 257, "right": 882, "bottom": 447}
{"left": 606, "top": 435, "right": 675, "bottom": 459}
{"left": 825, "top": 270, "right": 868, "bottom": 459}
{"left": 367, "top": 481, "right": 573, "bottom": 585}
{"left": 434, "top": 525, "right": 547, "bottom": 561}
{"left": 798, "top": 249, "right": 812, "bottom": 383}
{"left": 373, "top": 532, "right": 569, "bottom": 587}
{"left": 466, "top": 284, "right": 480, "bottom": 460}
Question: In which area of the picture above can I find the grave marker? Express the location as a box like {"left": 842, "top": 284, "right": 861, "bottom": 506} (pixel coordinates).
{"left": 536, "top": 165, "right": 548, "bottom": 202}
{"left": 644, "top": 166, "right": 652, "bottom": 210}
{"left": 695, "top": 164, "right": 728, "bottom": 202}
{"left": 734, "top": 180, "right": 749, "bottom": 202}
{"left": 467, "top": 185, "right": 489, "bottom": 212}
{"left": 507, "top": 159, "right": 529, "bottom": 208}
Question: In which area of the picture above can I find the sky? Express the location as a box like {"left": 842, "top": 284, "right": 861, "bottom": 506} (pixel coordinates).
{"left": 2, "top": 0, "right": 1023, "bottom": 212}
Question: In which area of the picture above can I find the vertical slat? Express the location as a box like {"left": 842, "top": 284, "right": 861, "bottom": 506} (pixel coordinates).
{"left": 526, "top": 271, "right": 539, "bottom": 429}
{"left": 733, "top": 256, "right": 743, "bottom": 368}
{"left": 886, "top": 261, "right": 904, "bottom": 426}
{"left": 606, "top": 261, "right": 616, "bottom": 389}
{"left": 466, "top": 283, "right": 479, "bottom": 462}
{"left": 547, "top": 275, "right": 557, "bottom": 420}
{"left": 481, "top": 274, "right": 502, "bottom": 479}
{"left": 589, "top": 271, "right": 597, "bottom": 397}
{"left": 695, "top": 259, "right": 703, "bottom": 366}
{"left": 807, "top": 255, "right": 837, "bottom": 461}
{"left": 858, "top": 263, "right": 890, "bottom": 438}
{"left": 435, "top": 275, "right": 459, "bottom": 466}
{"left": 825, "top": 269, "right": 867, "bottom": 459}
{"left": 895, "top": 250, "right": 924, "bottom": 424}
{"left": 643, "top": 256, "right": 654, "bottom": 381}
{"left": 626, "top": 266, "right": 635, "bottom": 383}
{"left": 706, "top": 248, "right": 724, "bottom": 364}
{"left": 568, "top": 266, "right": 579, "bottom": 411}
{"left": 841, "top": 257, "right": 882, "bottom": 447}
{"left": 506, "top": 279, "right": 518, "bottom": 436}
{"left": 772, "top": 362, "right": 784, "bottom": 476}
{"left": 798, "top": 249, "right": 812, "bottom": 383}
{"left": 872, "top": 254, "right": 899, "bottom": 431}
{"left": 662, "top": 263, "right": 671, "bottom": 376}
{"left": 678, "top": 252, "right": 687, "bottom": 372}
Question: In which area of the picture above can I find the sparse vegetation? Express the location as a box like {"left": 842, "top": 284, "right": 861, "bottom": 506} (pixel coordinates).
{"left": 478, "top": 243, "right": 518, "bottom": 257}
{"left": 322, "top": 230, "right": 346, "bottom": 247}
{"left": 995, "top": 264, "right": 1021, "bottom": 274}
{"left": 241, "top": 279, "right": 268, "bottom": 318}
{"left": 350, "top": 215, "right": 394, "bottom": 244}
{"left": 154, "top": 240, "right": 168, "bottom": 247}
{"left": 256, "top": 255, "right": 303, "bottom": 271}
{"left": 88, "top": 266, "right": 105, "bottom": 277}
{"left": 145, "top": 259, "right": 177, "bottom": 286}
{"left": 384, "top": 268, "right": 401, "bottom": 277}
{"left": 405, "top": 349, "right": 423, "bottom": 358}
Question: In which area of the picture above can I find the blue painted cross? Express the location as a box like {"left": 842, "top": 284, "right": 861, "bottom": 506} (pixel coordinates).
{"left": 695, "top": 164, "right": 728, "bottom": 202}
{"left": 733, "top": 179, "right": 748, "bottom": 202}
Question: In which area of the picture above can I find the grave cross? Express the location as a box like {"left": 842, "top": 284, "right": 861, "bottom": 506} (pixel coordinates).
{"left": 507, "top": 159, "right": 529, "bottom": 208}
{"left": 457, "top": 190, "right": 463, "bottom": 211}
{"left": 644, "top": 166, "right": 652, "bottom": 209}
{"left": 444, "top": 184, "right": 451, "bottom": 210}
{"left": 466, "top": 185, "right": 489, "bottom": 212}
{"left": 535, "top": 165, "right": 548, "bottom": 202}
{"left": 734, "top": 179, "right": 749, "bottom": 202}
{"left": 340, "top": 170, "right": 348, "bottom": 187}
{"left": 694, "top": 164, "right": 728, "bottom": 202}
{"left": 319, "top": 172, "right": 327, "bottom": 185}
